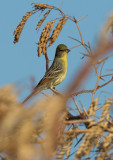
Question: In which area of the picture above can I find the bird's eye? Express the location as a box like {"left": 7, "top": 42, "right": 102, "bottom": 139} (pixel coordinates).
{"left": 59, "top": 49, "right": 70, "bottom": 53}
{"left": 60, "top": 49, "right": 64, "bottom": 52}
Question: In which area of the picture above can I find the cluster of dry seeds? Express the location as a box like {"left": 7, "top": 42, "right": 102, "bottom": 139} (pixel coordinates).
{"left": 38, "top": 16, "right": 67, "bottom": 56}
{"left": 38, "top": 20, "right": 55, "bottom": 56}
{"left": 13, "top": 3, "right": 67, "bottom": 57}
{"left": 36, "top": 10, "right": 51, "bottom": 30}
{"left": 32, "top": 3, "right": 52, "bottom": 10}
{"left": 48, "top": 16, "right": 67, "bottom": 47}
{"left": 13, "top": 12, "right": 34, "bottom": 43}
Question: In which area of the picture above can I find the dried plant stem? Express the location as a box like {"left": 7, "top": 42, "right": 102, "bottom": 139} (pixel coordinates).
{"left": 90, "top": 68, "right": 100, "bottom": 105}
{"left": 69, "top": 43, "right": 82, "bottom": 50}
{"left": 76, "top": 21, "right": 84, "bottom": 44}
{"left": 64, "top": 129, "right": 88, "bottom": 134}
{"left": 45, "top": 52, "right": 49, "bottom": 71}
{"left": 71, "top": 77, "right": 113, "bottom": 97}
{"left": 65, "top": 119, "right": 92, "bottom": 124}
{"left": 71, "top": 96, "right": 82, "bottom": 114}
{"left": 66, "top": 40, "right": 113, "bottom": 97}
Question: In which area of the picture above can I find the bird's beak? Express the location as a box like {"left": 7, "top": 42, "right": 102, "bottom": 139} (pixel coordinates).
{"left": 67, "top": 49, "right": 70, "bottom": 53}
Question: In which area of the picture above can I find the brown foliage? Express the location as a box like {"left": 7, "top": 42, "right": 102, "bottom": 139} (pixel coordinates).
{"left": 0, "top": 86, "right": 66, "bottom": 160}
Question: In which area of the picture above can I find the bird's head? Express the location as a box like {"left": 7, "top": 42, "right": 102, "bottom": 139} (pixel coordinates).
{"left": 55, "top": 44, "right": 70, "bottom": 58}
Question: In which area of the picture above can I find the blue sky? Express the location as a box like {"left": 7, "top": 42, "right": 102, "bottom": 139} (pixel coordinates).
{"left": 0, "top": 0, "right": 113, "bottom": 105}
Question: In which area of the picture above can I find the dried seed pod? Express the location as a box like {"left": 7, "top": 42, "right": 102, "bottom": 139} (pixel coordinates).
{"left": 38, "top": 20, "right": 55, "bottom": 56}
{"left": 48, "top": 16, "right": 67, "bottom": 47}
{"left": 13, "top": 11, "right": 34, "bottom": 43}
{"left": 32, "top": 3, "right": 52, "bottom": 10}
{"left": 88, "top": 98, "right": 98, "bottom": 116}
{"left": 36, "top": 10, "right": 51, "bottom": 30}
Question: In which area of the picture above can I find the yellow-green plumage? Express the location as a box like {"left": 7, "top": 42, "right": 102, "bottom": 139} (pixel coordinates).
{"left": 22, "top": 44, "right": 70, "bottom": 104}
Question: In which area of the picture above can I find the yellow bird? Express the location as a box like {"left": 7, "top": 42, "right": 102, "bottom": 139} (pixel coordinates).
{"left": 22, "top": 44, "right": 70, "bottom": 104}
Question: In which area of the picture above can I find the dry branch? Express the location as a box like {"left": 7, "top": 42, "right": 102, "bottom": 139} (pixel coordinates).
{"left": 72, "top": 72, "right": 113, "bottom": 97}
{"left": 66, "top": 40, "right": 113, "bottom": 97}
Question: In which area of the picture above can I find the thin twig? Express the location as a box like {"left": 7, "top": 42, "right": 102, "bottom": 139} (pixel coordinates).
{"left": 45, "top": 52, "right": 49, "bottom": 71}
{"left": 64, "top": 129, "right": 88, "bottom": 134}
{"left": 77, "top": 15, "right": 87, "bottom": 22}
{"left": 79, "top": 101, "right": 89, "bottom": 118}
{"left": 65, "top": 119, "right": 92, "bottom": 124}
{"left": 69, "top": 43, "right": 82, "bottom": 50}
{"left": 50, "top": 88, "right": 63, "bottom": 96}
{"left": 71, "top": 96, "right": 82, "bottom": 114}
{"left": 71, "top": 77, "right": 113, "bottom": 97}
{"left": 66, "top": 41, "right": 113, "bottom": 97}
{"left": 68, "top": 36, "right": 89, "bottom": 48}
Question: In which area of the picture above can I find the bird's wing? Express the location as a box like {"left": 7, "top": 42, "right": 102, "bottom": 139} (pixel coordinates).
{"left": 22, "top": 60, "right": 64, "bottom": 104}
{"left": 37, "top": 60, "right": 63, "bottom": 86}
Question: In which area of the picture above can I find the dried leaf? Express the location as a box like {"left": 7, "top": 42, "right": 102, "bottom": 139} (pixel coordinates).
{"left": 13, "top": 11, "right": 34, "bottom": 43}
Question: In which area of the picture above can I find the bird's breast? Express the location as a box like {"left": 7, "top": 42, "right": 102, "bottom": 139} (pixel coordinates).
{"left": 54, "top": 56, "right": 67, "bottom": 86}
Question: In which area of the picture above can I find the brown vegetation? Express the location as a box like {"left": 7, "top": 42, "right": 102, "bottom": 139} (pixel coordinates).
{"left": 1, "top": 2, "right": 113, "bottom": 160}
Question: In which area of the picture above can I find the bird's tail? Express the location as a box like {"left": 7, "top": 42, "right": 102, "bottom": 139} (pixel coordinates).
{"left": 22, "top": 87, "right": 42, "bottom": 104}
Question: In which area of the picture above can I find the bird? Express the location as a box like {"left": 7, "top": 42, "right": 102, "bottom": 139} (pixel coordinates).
{"left": 22, "top": 44, "right": 70, "bottom": 104}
